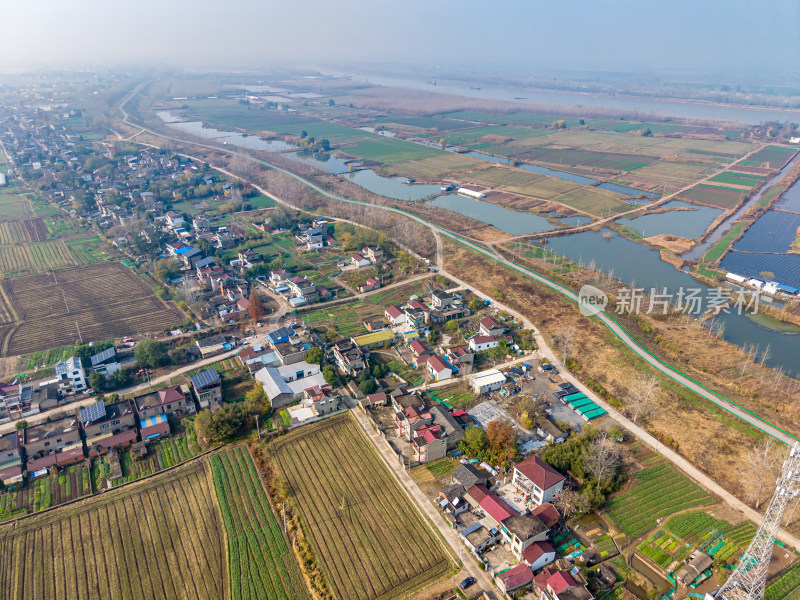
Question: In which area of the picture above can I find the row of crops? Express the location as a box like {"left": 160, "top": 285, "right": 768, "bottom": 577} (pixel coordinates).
{"left": 211, "top": 445, "right": 309, "bottom": 600}
{"left": 607, "top": 461, "right": 715, "bottom": 539}
{"left": 766, "top": 563, "right": 800, "bottom": 600}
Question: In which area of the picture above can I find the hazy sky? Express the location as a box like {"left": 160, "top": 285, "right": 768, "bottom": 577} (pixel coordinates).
{"left": 1, "top": 0, "right": 798, "bottom": 82}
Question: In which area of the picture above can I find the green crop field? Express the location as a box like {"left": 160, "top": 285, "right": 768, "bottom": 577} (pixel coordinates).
{"left": 708, "top": 172, "right": 764, "bottom": 187}
{"left": 607, "top": 460, "right": 715, "bottom": 539}
{"left": 680, "top": 184, "right": 747, "bottom": 209}
{"left": 0, "top": 460, "right": 226, "bottom": 600}
{"left": 345, "top": 137, "right": 442, "bottom": 164}
{"left": 739, "top": 145, "right": 798, "bottom": 170}
{"left": 388, "top": 153, "right": 485, "bottom": 178}
{"left": 703, "top": 221, "right": 748, "bottom": 264}
{"left": 553, "top": 186, "right": 631, "bottom": 215}
{"left": 439, "top": 125, "right": 551, "bottom": 146}
{"left": 271, "top": 414, "right": 452, "bottom": 600}
{"left": 0, "top": 194, "right": 33, "bottom": 220}
{"left": 211, "top": 445, "right": 309, "bottom": 600}
{"left": 766, "top": 563, "right": 800, "bottom": 600}
{"left": 65, "top": 235, "right": 112, "bottom": 264}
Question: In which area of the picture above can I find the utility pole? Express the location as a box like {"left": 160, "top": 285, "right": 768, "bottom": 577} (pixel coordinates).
{"left": 255, "top": 415, "right": 260, "bottom": 440}
{"left": 282, "top": 502, "right": 286, "bottom": 534}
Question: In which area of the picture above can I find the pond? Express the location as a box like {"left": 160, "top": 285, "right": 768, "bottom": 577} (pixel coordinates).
{"left": 544, "top": 228, "right": 800, "bottom": 376}
{"left": 618, "top": 201, "right": 723, "bottom": 239}
{"left": 427, "top": 194, "right": 556, "bottom": 235}
{"left": 775, "top": 177, "right": 800, "bottom": 213}
{"left": 462, "top": 150, "right": 512, "bottom": 164}
{"left": 156, "top": 113, "right": 297, "bottom": 152}
{"left": 342, "top": 170, "right": 441, "bottom": 201}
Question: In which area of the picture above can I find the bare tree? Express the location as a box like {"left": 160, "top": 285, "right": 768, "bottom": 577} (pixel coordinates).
{"left": 553, "top": 489, "right": 591, "bottom": 520}
{"left": 554, "top": 324, "right": 577, "bottom": 365}
{"left": 741, "top": 437, "right": 783, "bottom": 509}
{"left": 625, "top": 373, "right": 662, "bottom": 424}
{"left": 583, "top": 432, "right": 622, "bottom": 487}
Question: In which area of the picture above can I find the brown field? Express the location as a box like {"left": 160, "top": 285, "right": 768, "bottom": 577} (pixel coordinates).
{"left": 387, "top": 153, "right": 484, "bottom": 179}
{"left": 552, "top": 186, "right": 631, "bottom": 215}
{"left": 0, "top": 262, "right": 183, "bottom": 355}
{"left": 0, "top": 240, "right": 76, "bottom": 274}
{"left": 680, "top": 184, "right": 747, "bottom": 209}
{"left": 623, "top": 161, "right": 718, "bottom": 191}
{"left": 271, "top": 414, "right": 452, "bottom": 600}
{"left": 0, "top": 460, "right": 226, "bottom": 600}
{"left": 0, "top": 219, "right": 47, "bottom": 244}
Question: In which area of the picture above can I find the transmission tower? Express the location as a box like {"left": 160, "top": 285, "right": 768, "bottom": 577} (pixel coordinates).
{"left": 708, "top": 442, "right": 800, "bottom": 600}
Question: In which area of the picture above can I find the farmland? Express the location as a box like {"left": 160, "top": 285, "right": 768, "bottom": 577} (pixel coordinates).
{"left": 299, "top": 299, "right": 382, "bottom": 338}
{"left": 739, "top": 145, "right": 798, "bottom": 169}
{"left": 211, "top": 445, "right": 309, "bottom": 600}
{"left": 707, "top": 172, "right": 765, "bottom": 188}
{"left": 606, "top": 460, "right": 716, "bottom": 539}
{"left": 766, "top": 563, "right": 800, "bottom": 600}
{"left": 271, "top": 414, "right": 452, "bottom": 600}
{"left": 0, "top": 193, "right": 33, "bottom": 220}
{"left": 0, "top": 459, "right": 226, "bottom": 600}
{"left": 0, "top": 240, "right": 76, "bottom": 274}
{"left": 0, "top": 262, "right": 183, "bottom": 355}
{"left": 680, "top": 184, "right": 746, "bottom": 209}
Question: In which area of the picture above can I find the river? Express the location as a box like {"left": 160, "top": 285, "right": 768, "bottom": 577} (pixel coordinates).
{"left": 345, "top": 72, "right": 800, "bottom": 125}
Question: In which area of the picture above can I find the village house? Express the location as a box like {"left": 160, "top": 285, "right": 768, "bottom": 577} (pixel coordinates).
{"left": 384, "top": 305, "right": 406, "bottom": 326}
{"left": 358, "top": 277, "right": 381, "bottom": 293}
{"left": 24, "top": 416, "right": 84, "bottom": 472}
{"left": 445, "top": 345, "right": 474, "bottom": 373}
{"left": 431, "top": 290, "right": 457, "bottom": 309}
{"left": 254, "top": 362, "right": 326, "bottom": 409}
{"left": 213, "top": 231, "right": 235, "bottom": 249}
{"left": 362, "top": 245, "right": 384, "bottom": 262}
{"left": 272, "top": 337, "right": 310, "bottom": 366}
{"left": 412, "top": 423, "right": 446, "bottom": 463}
{"left": 269, "top": 268, "right": 289, "bottom": 285}
{"left": 523, "top": 540, "right": 557, "bottom": 571}
{"left": 135, "top": 385, "right": 192, "bottom": 421}
{"left": 404, "top": 300, "right": 430, "bottom": 327}
{"left": 196, "top": 334, "right": 229, "bottom": 359}
{"left": 424, "top": 354, "right": 452, "bottom": 382}
{"left": 362, "top": 391, "right": 389, "bottom": 409}
{"left": 395, "top": 404, "right": 433, "bottom": 441}
{"left": 81, "top": 399, "right": 138, "bottom": 456}
{"left": 286, "top": 276, "right": 319, "bottom": 305}
{"left": 332, "top": 341, "right": 365, "bottom": 375}
{"left": 452, "top": 463, "right": 489, "bottom": 491}
{"left": 470, "top": 368, "right": 507, "bottom": 395}
{"left": 429, "top": 404, "right": 464, "bottom": 450}
{"left": 0, "top": 382, "right": 26, "bottom": 418}
{"left": 351, "top": 253, "right": 371, "bottom": 268}
{"left": 298, "top": 226, "right": 324, "bottom": 250}
{"left": 363, "top": 319, "right": 387, "bottom": 332}
{"left": 55, "top": 356, "right": 87, "bottom": 394}
{"left": 497, "top": 564, "right": 534, "bottom": 596}
{"left": 165, "top": 211, "right": 185, "bottom": 228}
{"left": 90, "top": 346, "right": 121, "bottom": 375}
{"left": 238, "top": 249, "right": 261, "bottom": 268}
{"left": 533, "top": 569, "right": 594, "bottom": 600}
{"left": 512, "top": 455, "right": 566, "bottom": 507}
{"left": 302, "top": 385, "right": 343, "bottom": 417}
{"left": 469, "top": 335, "right": 502, "bottom": 352}
{"left": 190, "top": 368, "right": 223, "bottom": 410}
{"left": 429, "top": 303, "right": 469, "bottom": 324}
{"left": 352, "top": 330, "right": 395, "bottom": 351}
{"left": 0, "top": 431, "right": 23, "bottom": 486}
{"left": 479, "top": 316, "right": 508, "bottom": 337}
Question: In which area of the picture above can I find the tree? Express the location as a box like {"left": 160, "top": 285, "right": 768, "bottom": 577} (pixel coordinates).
{"left": 89, "top": 371, "right": 105, "bottom": 392}
{"left": 245, "top": 382, "right": 268, "bottom": 407}
{"left": 195, "top": 403, "right": 248, "bottom": 444}
{"left": 460, "top": 426, "right": 488, "bottom": 457}
{"left": 15, "top": 420, "right": 27, "bottom": 431}
{"left": 135, "top": 339, "right": 169, "bottom": 368}
{"left": 304, "top": 347, "right": 323, "bottom": 365}
{"left": 154, "top": 257, "right": 180, "bottom": 283}
{"left": 625, "top": 373, "right": 661, "bottom": 424}
{"left": 248, "top": 289, "right": 266, "bottom": 322}
{"left": 427, "top": 331, "right": 438, "bottom": 344}
{"left": 112, "top": 368, "right": 131, "bottom": 388}
{"left": 469, "top": 298, "right": 484, "bottom": 312}
{"left": 445, "top": 320, "right": 460, "bottom": 334}
{"left": 358, "top": 379, "right": 377, "bottom": 395}
{"left": 742, "top": 437, "right": 782, "bottom": 509}
{"left": 486, "top": 420, "right": 515, "bottom": 460}
{"left": 554, "top": 324, "right": 577, "bottom": 364}
{"left": 323, "top": 365, "right": 338, "bottom": 386}
{"left": 582, "top": 432, "right": 622, "bottom": 489}
{"left": 553, "top": 489, "right": 591, "bottom": 519}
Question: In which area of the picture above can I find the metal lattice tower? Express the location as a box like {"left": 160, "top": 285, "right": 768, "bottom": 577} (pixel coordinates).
{"left": 711, "top": 442, "right": 800, "bottom": 600}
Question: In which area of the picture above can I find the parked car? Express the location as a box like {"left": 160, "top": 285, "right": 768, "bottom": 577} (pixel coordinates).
{"left": 460, "top": 577, "right": 476, "bottom": 589}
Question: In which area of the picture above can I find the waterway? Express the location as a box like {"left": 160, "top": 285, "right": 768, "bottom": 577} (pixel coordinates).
{"left": 544, "top": 228, "right": 800, "bottom": 376}
{"left": 427, "top": 194, "right": 556, "bottom": 235}
{"left": 346, "top": 72, "right": 800, "bottom": 125}
{"left": 618, "top": 201, "right": 724, "bottom": 239}
{"left": 683, "top": 154, "right": 800, "bottom": 260}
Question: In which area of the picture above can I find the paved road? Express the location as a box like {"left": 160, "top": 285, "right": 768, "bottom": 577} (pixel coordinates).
{"left": 118, "top": 94, "right": 800, "bottom": 545}
{"left": 352, "top": 407, "right": 498, "bottom": 599}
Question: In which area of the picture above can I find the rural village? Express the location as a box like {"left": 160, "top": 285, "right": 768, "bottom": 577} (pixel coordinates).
{"left": 0, "top": 68, "right": 799, "bottom": 600}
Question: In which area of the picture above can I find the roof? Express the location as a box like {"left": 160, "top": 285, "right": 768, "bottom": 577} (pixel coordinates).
{"left": 429, "top": 405, "right": 461, "bottom": 436}
{"left": 472, "top": 369, "right": 506, "bottom": 385}
{"left": 415, "top": 424, "right": 444, "bottom": 445}
{"left": 497, "top": 564, "right": 533, "bottom": 590}
{"left": 471, "top": 335, "right": 498, "bottom": 345}
{"left": 197, "top": 334, "right": 227, "bottom": 348}
{"left": 55, "top": 356, "right": 82, "bottom": 376}
{"left": 255, "top": 367, "right": 293, "bottom": 399}
{"left": 90, "top": 346, "right": 116, "bottom": 367}
{"left": 410, "top": 340, "right": 431, "bottom": 355}
{"left": 453, "top": 464, "right": 487, "bottom": 490}
{"left": 532, "top": 503, "right": 560, "bottom": 528}
{"left": 385, "top": 305, "right": 403, "bottom": 319}
{"left": 426, "top": 355, "right": 451, "bottom": 374}
{"left": 79, "top": 401, "right": 107, "bottom": 424}
{"left": 25, "top": 416, "right": 79, "bottom": 443}
{"left": 140, "top": 413, "right": 168, "bottom": 429}
{"left": 352, "top": 330, "right": 394, "bottom": 347}
{"left": 0, "top": 431, "right": 19, "bottom": 452}
{"left": 503, "top": 512, "right": 547, "bottom": 540}
{"left": 441, "top": 484, "right": 465, "bottom": 503}
{"left": 548, "top": 571, "right": 578, "bottom": 594}
{"left": 365, "top": 392, "right": 387, "bottom": 405}
{"left": 158, "top": 385, "right": 185, "bottom": 404}
{"left": 466, "top": 483, "right": 490, "bottom": 504}
{"left": 522, "top": 541, "right": 555, "bottom": 565}
{"left": 480, "top": 316, "right": 503, "bottom": 329}
{"left": 514, "top": 456, "right": 566, "bottom": 491}
{"left": 480, "top": 493, "right": 517, "bottom": 523}
{"left": 191, "top": 368, "right": 221, "bottom": 390}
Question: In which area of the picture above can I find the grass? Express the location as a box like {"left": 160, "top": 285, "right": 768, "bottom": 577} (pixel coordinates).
{"left": 606, "top": 460, "right": 716, "bottom": 539}
{"left": 271, "top": 413, "right": 452, "bottom": 600}
{"left": 211, "top": 445, "right": 309, "bottom": 600}
{"left": 425, "top": 458, "right": 458, "bottom": 479}
{"left": 765, "top": 563, "right": 800, "bottom": 600}
{"left": 703, "top": 221, "right": 747, "bottom": 264}
{"left": 345, "top": 137, "right": 442, "bottom": 164}
{"left": 553, "top": 186, "right": 631, "bottom": 215}
{"left": 708, "top": 172, "right": 763, "bottom": 188}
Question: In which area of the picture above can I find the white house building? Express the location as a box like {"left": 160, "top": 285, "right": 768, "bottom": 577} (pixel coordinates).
{"left": 55, "top": 356, "right": 87, "bottom": 394}
{"left": 511, "top": 455, "right": 566, "bottom": 507}
{"left": 470, "top": 369, "right": 506, "bottom": 395}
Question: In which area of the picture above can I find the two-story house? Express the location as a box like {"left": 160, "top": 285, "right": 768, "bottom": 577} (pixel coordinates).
{"left": 90, "top": 346, "right": 121, "bottom": 376}
{"left": 362, "top": 246, "right": 384, "bottom": 263}
{"left": 332, "top": 341, "right": 365, "bottom": 375}
{"left": 412, "top": 424, "right": 446, "bottom": 463}
{"left": 384, "top": 305, "right": 406, "bottom": 326}
{"left": 287, "top": 276, "right": 319, "bottom": 304}
{"left": 431, "top": 290, "right": 456, "bottom": 309}
{"left": 269, "top": 268, "right": 289, "bottom": 285}
{"left": 55, "top": 356, "right": 87, "bottom": 394}
{"left": 24, "top": 416, "right": 84, "bottom": 472}
{"left": 480, "top": 316, "right": 508, "bottom": 337}
{"left": 299, "top": 227, "right": 324, "bottom": 250}
{"left": 0, "top": 431, "right": 23, "bottom": 485}
{"left": 533, "top": 569, "right": 594, "bottom": 600}
{"left": 511, "top": 455, "right": 566, "bottom": 507}
{"left": 445, "top": 345, "right": 474, "bottom": 373}
{"left": 81, "top": 399, "right": 138, "bottom": 456}
{"left": 190, "top": 368, "right": 222, "bottom": 410}
{"left": 395, "top": 405, "right": 433, "bottom": 441}
{"left": 303, "top": 385, "right": 342, "bottom": 417}
{"left": 424, "top": 355, "right": 452, "bottom": 383}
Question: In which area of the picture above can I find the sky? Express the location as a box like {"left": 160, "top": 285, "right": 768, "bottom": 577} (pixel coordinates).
{"left": 1, "top": 0, "right": 798, "bottom": 83}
